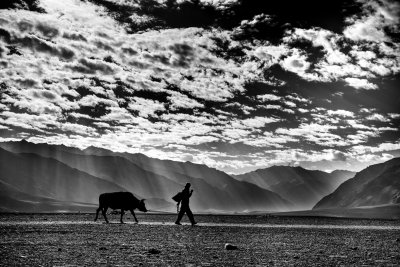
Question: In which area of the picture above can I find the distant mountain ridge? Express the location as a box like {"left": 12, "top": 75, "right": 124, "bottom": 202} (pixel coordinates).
{"left": 0, "top": 140, "right": 291, "bottom": 213}
{"left": 234, "top": 165, "right": 354, "bottom": 210}
{"left": 314, "top": 157, "right": 400, "bottom": 210}
{"left": 2, "top": 140, "right": 397, "bottom": 216}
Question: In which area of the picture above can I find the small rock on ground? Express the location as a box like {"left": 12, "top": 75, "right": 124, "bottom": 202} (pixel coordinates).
{"left": 224, "top": 243, "right": 238, "bottom": 250}
{"left": 148, "top": 248, "right": 161, "bottom": 254}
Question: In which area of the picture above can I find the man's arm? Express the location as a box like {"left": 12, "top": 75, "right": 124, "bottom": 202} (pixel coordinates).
{"left": 189, "top": 189, "right": 193, "bottom": 197}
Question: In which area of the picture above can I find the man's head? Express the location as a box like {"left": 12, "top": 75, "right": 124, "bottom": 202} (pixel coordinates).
{"left": 185, "top": 183, "right": 191, "bottom": 189}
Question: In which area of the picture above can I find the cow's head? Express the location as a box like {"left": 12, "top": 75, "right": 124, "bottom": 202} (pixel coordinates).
{"left": 138, "top": 199, "right": 148, "bottom": 212}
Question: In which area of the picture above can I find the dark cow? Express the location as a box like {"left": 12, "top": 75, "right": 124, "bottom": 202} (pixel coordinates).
{"left": 94, "top": 192, "right": 148, "bottom": 224}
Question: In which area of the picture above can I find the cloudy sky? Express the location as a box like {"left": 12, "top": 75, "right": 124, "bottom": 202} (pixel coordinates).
{"left": 0, "top": 0, "right": 399, "bottom": 174}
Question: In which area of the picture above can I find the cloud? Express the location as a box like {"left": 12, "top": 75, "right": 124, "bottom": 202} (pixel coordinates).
{"left": 350, "top": 142, "right": 400, "bottom": 155}
{"left": 327, "top": 109, "right": 355, "bottom": 118}
{"left": 388, "top": 113, "right": 400, "bottom": 119}
{"left": 284, "top": 27, "right": 349, "bottom": 65}
{"left": 366, "top": 113, "right": 390, "bottom": 122}
{"left": 251, "top": 45, "right": 288, "bottom": 64}
{"left": 1, "top": 0, "right": 399, "bottom": 174}
{"left": 275, "top": 123, "right": 348, "bottom": 147}
{"left": 60, "top": 122, "right": 99, "bottom": 136}
{"left": 343, "top": 0, "right": 400, "bottom": 42}
{"left": 257, "top": 94, "right": 281, "bottom": 102}
{"left": 127, "top": 97, "right": 166, "bottom": 117}
{"left": 280, "top": 49, "right": 311, "bottom": 75}
{"left": 239, "top": 116, "right": 280, "bottom": 128}
{"left": 167, "top": 91, "right": 204, "bottom": 110}
{"left": 67, "top": 58, "right": 117, "bottom": 75}
{"left": 344, "top": 77, "right": 378, "bottom": 90}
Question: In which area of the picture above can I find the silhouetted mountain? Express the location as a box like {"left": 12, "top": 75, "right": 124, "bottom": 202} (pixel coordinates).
{"left": 329, "top": 169, "right": 355, "bottom": 181}
{"left": 117, "top": 153, "right": 292, "bottom": 212}
{"left": 0, "top": 179, "right": 97, "bottom": 212}
{"left": 314, "top": 158, "right": 400, "bottom": 209}
{"left": 0, "top": 147, "right": 127, "bottom": 204}
{"left": 0, "top": 140, "right": 292, "bottom": 212}
{"left": 235, "top": 166, "right": 355, "bottom": 210}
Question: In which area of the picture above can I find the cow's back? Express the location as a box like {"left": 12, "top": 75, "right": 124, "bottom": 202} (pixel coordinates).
{"left": 99, "top": 192, "right": 137, "bottom": 210}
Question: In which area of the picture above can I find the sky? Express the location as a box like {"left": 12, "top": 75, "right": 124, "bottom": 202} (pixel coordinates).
{"left": 0, "top": 0, "right": 399, "bottom": 174}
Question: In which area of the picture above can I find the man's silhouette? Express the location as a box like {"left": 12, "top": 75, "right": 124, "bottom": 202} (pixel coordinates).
{"left": 175, "top": 183, "right": 197, "bottom": 225}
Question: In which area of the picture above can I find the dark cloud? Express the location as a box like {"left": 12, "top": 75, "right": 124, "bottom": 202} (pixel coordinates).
{"left": 67, "top": 58, "right": 114, "bottom": 74}
{"left": 35, "top": 22, "right": 59, "bottom": 39}
{"left": 0, "top": 60, "right": 7, "bottom": 68}
{"left": 8, "top": 34, "right": 75, "bottom": 59}
{"left": 0, "top": 28, "right": 11, "bottom": 43}
{"left": 14, "top": 77, "right": 38, "bottom": 88}
{"left": 90, "top": 0, "right": 362, "bottom": 35}
{"left": 121, "top": 46, "right": 138, "bottom": 55}
{"left": 78, "top": 102, "right": 110, "bottom": 118}
{"left": 0, "top": 0, "right": 45, "bottom": 13}
{"left": 169, "top": 43, "right": 195, "bottom": 67}
{"left": 62, "top": 32, "right": 88, "bottom": 42}
{"left": 207, "top": 35, "right": 247, "bottom": 62}
{"left": 6, "top": 45, "right": 22, "bottom": 56}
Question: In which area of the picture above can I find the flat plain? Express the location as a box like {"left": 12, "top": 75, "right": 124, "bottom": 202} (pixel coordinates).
{"left": 1, "top": 213, "right": 399, "bottom": 266}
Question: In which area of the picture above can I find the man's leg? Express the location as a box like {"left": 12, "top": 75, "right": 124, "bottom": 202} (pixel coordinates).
{"left": 175, "top": 206, "right": 186, "bottom": 224}
{"left": 186, "top": 207, "right": 196, "bottom": 225}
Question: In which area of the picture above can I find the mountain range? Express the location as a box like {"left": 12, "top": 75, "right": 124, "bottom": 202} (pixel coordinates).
{"left": 235, "top": 166, "right": 354, "bottom": 210}
{"left": 0, "top": 140, "right": 290, "bottom": 213}
{"left": 0, "top": 140, "right": 398, "bottom": 217}
{"left": 314, "top": 157, "right": 400, "bottom": 209}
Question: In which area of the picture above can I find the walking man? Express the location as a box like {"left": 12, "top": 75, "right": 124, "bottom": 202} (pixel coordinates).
{"left": 175, "top": 183, "right": 197, "bottom": 226}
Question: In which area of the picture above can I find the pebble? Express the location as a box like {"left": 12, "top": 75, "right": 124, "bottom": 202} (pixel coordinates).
{"left": 224, "top": 243, "right": 238, "bottom": 250}
{"left": 148, "top": 248, "right": 161, "bottom": 254}
{"left": 99, "top": 247, "right": 107, "bottom": 251}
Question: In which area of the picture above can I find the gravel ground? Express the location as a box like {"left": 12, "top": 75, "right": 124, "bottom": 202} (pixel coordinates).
{"left": 0, "top": 214, "right": 399, "bottom": 266}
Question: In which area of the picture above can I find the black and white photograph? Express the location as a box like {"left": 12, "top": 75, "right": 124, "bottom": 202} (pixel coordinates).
{"left": 0, "top": 0, "right": 399, "bottom": 265}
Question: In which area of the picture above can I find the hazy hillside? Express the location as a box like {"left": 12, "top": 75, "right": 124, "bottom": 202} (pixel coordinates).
{"left": 0, "top": 179, "right": 98, "bottom": 213}
{"left": 0, "top": 147, "right": 129, "bottom": 206}
{"left": 235, "top": 166, "right": 354, "bottom": 210}
{"left": 0, "top": 140, "right": 292, "bottom": 212}
{"left": 314, "top": 158, "right": 400, "bottom": 209}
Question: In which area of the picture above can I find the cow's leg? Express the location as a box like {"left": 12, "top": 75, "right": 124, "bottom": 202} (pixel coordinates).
{"left": 94, "top": 206, "right": 102, "bottom": 221}
{"left": 120, "top": 209, "right": 125, "bottom": 224}
{"left": 130, "top": 209, "right": 138, "bottom": 223}
{"left": 102, "top": 207, "right": 109, "bottom": 223}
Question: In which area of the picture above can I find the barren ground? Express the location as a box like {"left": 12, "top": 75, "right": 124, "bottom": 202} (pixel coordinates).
{"left": 1, "top": 213, "right": 399, "bottom": 266}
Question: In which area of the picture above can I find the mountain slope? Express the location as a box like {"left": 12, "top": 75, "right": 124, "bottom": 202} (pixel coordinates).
{"left": 0, "top": 147, "right": 127, "bottom": 204}
{"left": 0, "top": 179, "right": 97, "bottom": 212}
{"left": 314, "top": 158, "right": 400, "bottom": 209}
{"left": 119, "top": 153, "right": 293, "bottom": 211}
{"left": 0, "top": 140, "right": 292, "bottom": 212}
{"left": 235, "top": 166, "right": 354, "bottom": 210}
